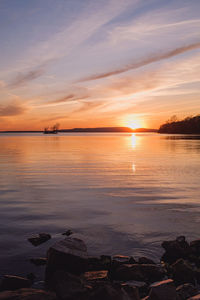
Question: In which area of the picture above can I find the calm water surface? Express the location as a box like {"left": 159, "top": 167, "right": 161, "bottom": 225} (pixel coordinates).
{"left": 0, "top": 133, "right": 200, "bottom": 277}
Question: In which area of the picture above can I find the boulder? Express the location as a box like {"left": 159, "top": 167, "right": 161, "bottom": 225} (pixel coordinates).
{"left": 83, "top": 270, "right": 108, "bottom": 281}
{"left": 121, "top": 284, "right": 140, "bottom": 300}
{"left": 113, "top": 255, "right": 132, "bottom": 264}
{"left": 171, "top": 259, "right": 195, "bottom": 285}
{"left": 45, "top": 237, "right": 88, "bottom": 286}
{"left": 87, "top": 282, "right": 138, "bottom": 300}
{"left": 0, "top": 275, "right": 31, "bottom": 291}
{"left": 138, "top": 257, "right": 155, "bottom": 265}
{"left": 110, "top": 263, "right": 164, "bottom": 283}
{"left": 148, "top": 279, "right": 176, "bottom": 300}
{"left": 28, "top": 233, "right": 51, "bottom": 246}
{"left": 190, "top": 240, "right": 200, "bottom": 256}
{"left": 161, "top": 236, "right": 191, "bottom": 264}
{"left": 30, "top": 258, "right": 47, "bottom": 266}
{"left": 176, "top": 283, "right": 198, "bottom": 299}
{"left": 188, "top": 295, "right": 200, "bottom": 300}
{"left": 88, "top": 255, "right": 111, "bottom": 271}
{"left": 62, "top": 230, "right": 73, "bottom": 237}
{"left": 0, "top": 288, "right": 56, "bottom": 300}
{"left": 49, "top": 270, "right": 86, "bottom": 300}
{"left": 121, "top": 280, "right": 148, "bottom": 298}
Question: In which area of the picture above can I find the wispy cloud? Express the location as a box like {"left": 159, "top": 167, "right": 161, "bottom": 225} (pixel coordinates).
{"left": 47, "top": 94, "right": 89, "bottom": 105}
{"left": 8, "top": 64, "right": 46, "bottom": 88}
{"left": 0, "top": 102, "right": 28, "bottom": 117}
{"left": 77, "top": 42, "right": 200, "bottom": 82}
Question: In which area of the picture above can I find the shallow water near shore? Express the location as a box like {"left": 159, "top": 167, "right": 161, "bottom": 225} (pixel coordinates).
{"left": 0, "top": 132, "right": 200, "bottom": 279}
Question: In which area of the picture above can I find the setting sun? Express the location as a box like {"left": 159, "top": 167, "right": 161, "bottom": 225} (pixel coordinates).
{"left": 122, "top": 116, "right": 144, "bottom": 130}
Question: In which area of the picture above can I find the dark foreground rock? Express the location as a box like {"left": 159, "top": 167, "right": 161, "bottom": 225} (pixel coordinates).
{"left": 148, "top": 279, "right": 176, "bottom": 300}
{"left": 45, "top": 237, "right": 88, "bottom": 287}
{"left": 3, "top": 235, "right": 200, "bottom": 299}
{"left": 161, "top": 236, "right": 191, "bottom": 264}
{"left": 0, "top": 288, "right": 56, "bottom": 300}
{"left": 28, "top": 233, "right": 51, "bottom": 246}
{"left": 0, "top": 275, "right": 31, "bottom": 291}
{"left": 176, "top": 283, "right": 198, "bottom": 299}
{"left": 62, "top": 230, "right": 73, "bottom": 237}
{"left": 30, "top": 258, "right": 47, "bottom": 266}
{"left": 171, "top": 258, "right": 195, "bottom": 285}
{"left": 109, "top": 263, "right": 164, "bottom": 283}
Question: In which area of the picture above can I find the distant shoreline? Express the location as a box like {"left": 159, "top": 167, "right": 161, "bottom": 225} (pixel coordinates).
{"left": 0, "top": 127, "right": 157, "bottom": 134}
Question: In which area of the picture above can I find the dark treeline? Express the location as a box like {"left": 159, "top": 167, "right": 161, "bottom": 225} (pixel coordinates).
{"left": 158, "top": 115, "right": 200, "bottom": 134}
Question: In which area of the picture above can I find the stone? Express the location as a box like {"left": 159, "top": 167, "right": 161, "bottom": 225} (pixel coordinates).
{"left": 138, "top": 257, "right": 155, "bottom": 265}
{"left": 50, "top": 270, "right": 86, "bottom": 300}
{"left": 121, "top": 280, "right": 148, "bottom": 298}
{"left": 148, "top": 279, "right": 176, "bottom": 300}
{"left": 190, "top": 240, "right": 200, "bottom": 256}
{"left": 121, "top": 284, "right": 140, "bottom": 300}
{"left": 30, "top": 258, "right": 47, "bottom": 266}
{"left": 176, "top": 283, "right": 198, "bottom": 299}
{"left": 28, "top": 233, "right": 51, "bottom": 246}
{"left": 87, "top": 282, "right": 135, "bottom": 300}
{"left": 83, "top": 270, "right": 108, "bottom": 281}
{"left": 45, "top": 237, "right": 88, "bottom": 286}
{"left": 88, "top": 255, "right": 111, "bottom": 271}
{"left": 110, "top": 263, "right": 164, "bottom": 283}
{"left": 0, "top": 288, "right": 56, "bottom": 300}
{"left": 171, "top": 259, "right": 195, "bottom": 285}
{"left": 113, "top": 255, "right": 131, "bottom": 264}
{"left": 0, "top": 275, "right": 31, "bottom": 291}
{"left": 188, "top": 295, "right": 200, "bottom": 300}
{"left": 161, "top": 236, "right": 191, "bottom": 264}
{"left": 62, "top": 230, "right": 73, "bottom": 236}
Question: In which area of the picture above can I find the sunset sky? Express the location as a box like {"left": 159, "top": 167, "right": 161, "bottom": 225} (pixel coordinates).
{"left": 0, "top": 0, "right": 200, "bottom": 130}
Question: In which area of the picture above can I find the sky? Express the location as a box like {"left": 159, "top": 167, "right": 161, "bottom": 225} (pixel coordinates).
{"left": 0, "top": 0, "right": 200, "bottom": 130}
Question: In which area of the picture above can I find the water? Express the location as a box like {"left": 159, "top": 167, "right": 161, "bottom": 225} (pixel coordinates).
{"left": 0, "top": 133, "right": 200, "bottom": 278}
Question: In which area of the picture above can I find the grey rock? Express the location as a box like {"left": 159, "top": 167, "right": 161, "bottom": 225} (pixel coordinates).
{"left": 45, "top": 237, "right": 88, "bottom": 286}
{"left": 176, "top": 283, "right": 198, "bottom": 299}
{"left": 0, "top": 275, "right": 31, "bottom": 291}
{"left": 30, "top": 258, "right": 47, "bottom": 266}
{"left": 28, "top": 233, "right": 51, "bottom": 246}
{"left": 148, "top": 279, "right": 176, "bottom": 300}
{"left": 0, "top": 288, "right": 56, "bottom": 300}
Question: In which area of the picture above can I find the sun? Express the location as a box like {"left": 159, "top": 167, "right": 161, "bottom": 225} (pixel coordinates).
{"left": 126, "top": 119, "right": 142, "bottom": 130}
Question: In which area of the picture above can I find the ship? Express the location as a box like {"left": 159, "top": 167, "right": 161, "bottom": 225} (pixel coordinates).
{"left": 43, "top": 123, "right": 59, "bottom": 134}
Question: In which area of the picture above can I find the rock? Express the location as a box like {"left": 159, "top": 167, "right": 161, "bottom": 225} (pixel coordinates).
{"left": 121, "top": 284, "right": 140, "bottom": 300}
{"left": 121, "top": 280, "right": 148, "bottom": 298}
{"left": 30, "top": 258, "right": 47, "bottom": 266}
{"left": 171, "top": 259, "right": 195, "bottom": 285}
{"left": 190, "top": 240, "right": 200, "bottom": 256}
{"left": 0, "top": 275, "right": 31, "bottom": 291}
{"left": 0, "top": 288, "right": 56, "bottom": 300}
{"left": 45, "top": 237, "right": 88, "bottom": 286}
{"left": 110, "top": 263, "right": 164, "bottom": 283}
{"left": 188, "top": 295, "right": 200, "bottom": 300}
{"left": 113, "top": 255, "right": 131, "bottom": 264}
{"left": 161, "top": 236, "right": 191, "bottom": 264}
{"left": 138, "top": 257, "right": 155, "bottom": 265}
{"left": 88, "top": 255, "right": 111, "bottom": 271}
{"left": 87, "top": 282, "right": 137, "bottom": 300}
{"left": 28, "top": 233, "right": 51, "bottom": 246}
{"left": 49, "top": 270, "right": 86, "bottom": 300}
{"left": 26, "top": 273, "right": 36, "bottom": 283}
{"left": 83, "top": 270, "right": 108, "bottom": 281}
{"left": 176, "top": 283, "right": 198, "bottom": 299}
{"left": 62, "top": 230, "right": 73, "bottom": 236}
{"left": 148, "top": 279, "right": 176, "bottom": 300}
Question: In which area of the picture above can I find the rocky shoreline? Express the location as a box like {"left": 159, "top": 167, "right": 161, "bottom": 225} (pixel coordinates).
{"left": 1, "top": 234, "right": 200, "bottom": 299}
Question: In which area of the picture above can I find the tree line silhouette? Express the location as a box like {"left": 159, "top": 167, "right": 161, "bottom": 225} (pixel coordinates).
{"left": 158, "top": 115, "right": 200, "bottom": 134}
